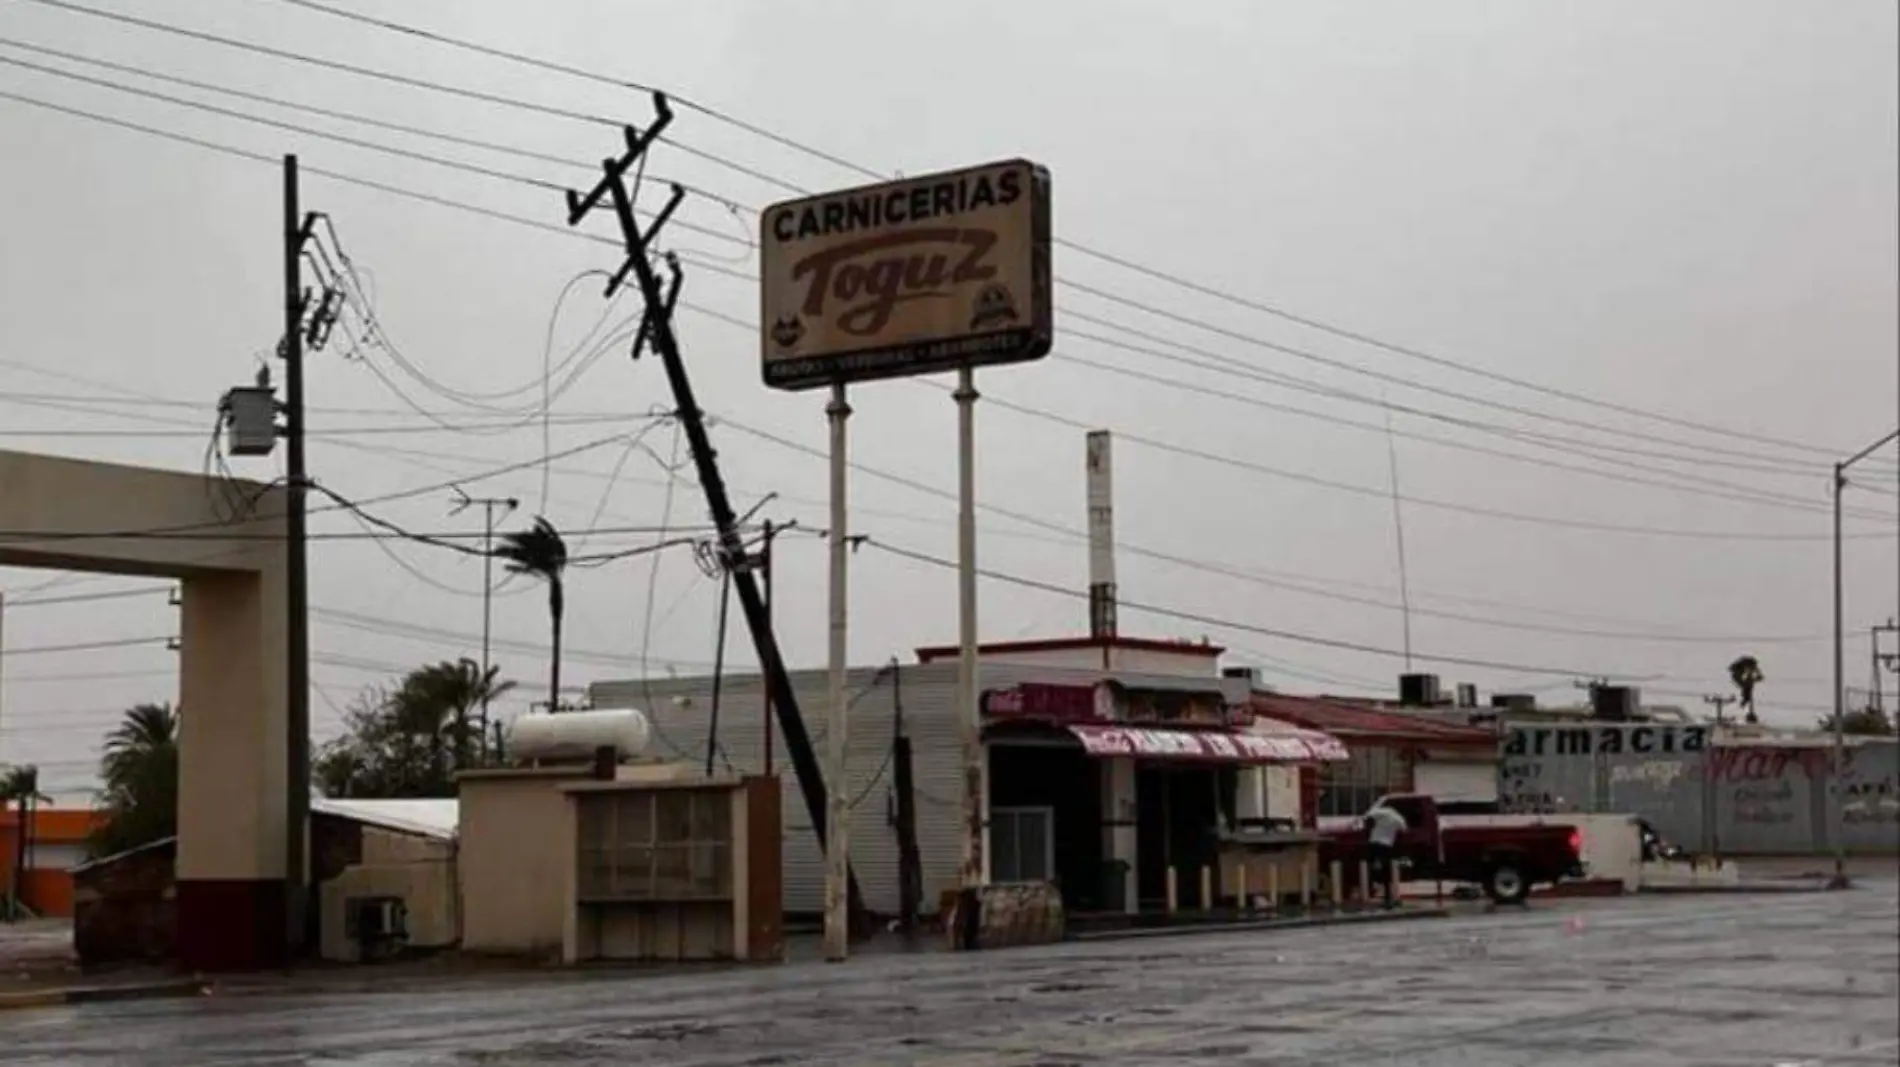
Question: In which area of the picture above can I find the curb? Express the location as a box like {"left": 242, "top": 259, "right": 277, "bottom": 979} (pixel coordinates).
{"left": 1067, "top": 906, "right": 1450, "bottom": 943}
{"left": 1638, "top": 881, "right": 1847, "bottom": 895}
{"left": 0, "top": 979, "right": 206, "bottom": 1013}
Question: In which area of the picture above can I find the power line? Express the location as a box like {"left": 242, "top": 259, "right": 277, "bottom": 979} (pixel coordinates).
{"left": 1, "top": 667, "right": 176, "bottom": 685}
{"left": 1044, "top": 349, "right": 1866, "bottom": 521}
{"left": 964, "top": 387, "right": 1889, "bottom": 541}
{"left": 2, "top": 586, "right": 171, "bottom": 609}
{"left": 3, "top": 61, "right": 1880, "bottom": 645}
{"left": 17, "top": 0, "right": 806, "bottom": 197}
{"left": 13, "top": 10, "right": 1860, "bottom": 479}
{"left": 1053, "top": 322, "right": 1827, "bottom": 479}
{"left": 678, "top": 299, "right": 1880, "bottom": 528}
{"left": 0, "top": 52, "right": 749, "bottom": 254}
{"left": 0, "top": 87, "right": 629, "bottom": 251}
{"left": 234, "top": 0, "right": 1861, "bottom": 462}
{"left": 0, "top": 521, "right": 718, "bottom": 546}
{"left": 1055, "top": 285, "right": 1835, "bottom": 473}
{"left": 0, "top": 435, "right": 667, "bottom": 554}
{"left": 852, "top": 533, "right": 1614, "bottom": 678}
{"left": 312, "top": 605, "right": 718, "bottom": 672}
{"left": 10, "top": 76, "right": 1847, "bottom": 507}
{"left": 0, "top": 636, "right": 171, "bottom": 657}
{"left": 715, "top": 397, "right": 1882, "bottom": 544}
{"left": 1054, "top": 245, "right": 1855, "bottom": 462}
{"left": 719, "top": 417, "right": 1842, "bottom": 645}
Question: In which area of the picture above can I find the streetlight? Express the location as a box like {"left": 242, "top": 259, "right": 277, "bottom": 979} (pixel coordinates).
{"left": 1831, "top": 427, "right": 1898, "bottom": 889}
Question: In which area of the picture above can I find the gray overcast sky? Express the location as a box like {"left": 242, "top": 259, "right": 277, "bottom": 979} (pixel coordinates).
{"left": 1, "top": 0, "right": 1895, "bottom": 801}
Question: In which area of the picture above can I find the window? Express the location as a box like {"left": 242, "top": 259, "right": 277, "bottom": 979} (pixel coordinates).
{"left": 575, "top": 790, "right": 732, "bottom": 902}
{"left": 991, "top": 806, "right": 1055, "bottom": 883}
{"left": 1317, "top": 746, "right": 1409, "bottom": 818}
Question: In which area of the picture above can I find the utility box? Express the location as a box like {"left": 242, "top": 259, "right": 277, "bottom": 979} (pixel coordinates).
{"left": 559, "top": 775, "right": 782, "bottom": 964}
{"left": 224, "top": 386, "right": 278, "bottom": 457}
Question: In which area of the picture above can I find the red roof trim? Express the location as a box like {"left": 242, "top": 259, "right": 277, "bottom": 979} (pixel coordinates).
{"left": 914, "top": 635, "right": 1225, "bottom": 661}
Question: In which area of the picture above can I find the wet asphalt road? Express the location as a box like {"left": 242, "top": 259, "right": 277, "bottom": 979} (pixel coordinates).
{"left": 4, "top": 884, "right": 1896, "bottom": 1066}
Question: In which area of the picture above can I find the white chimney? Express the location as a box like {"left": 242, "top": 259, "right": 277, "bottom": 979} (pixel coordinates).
{"left": 1086, "top": 430, "right": 1117, "bottom": 638}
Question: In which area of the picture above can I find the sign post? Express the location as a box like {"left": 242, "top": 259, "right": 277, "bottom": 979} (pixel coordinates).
{"left": 955, "top": 364, "right": 984, "bottom": 891}
{"left": 823, "top": 382, "right": 851, "bottom": 961}
{"left": 761, "top": 158, "right": 1053, "bottom": 953}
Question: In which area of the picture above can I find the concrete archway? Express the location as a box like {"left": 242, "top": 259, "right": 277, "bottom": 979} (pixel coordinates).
{"left": 0, "top": 448, "right": 295, "bottom": 969}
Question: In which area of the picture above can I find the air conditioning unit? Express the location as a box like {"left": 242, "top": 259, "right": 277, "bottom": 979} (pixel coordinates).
{"left": 1399, "top": 673, "right": 1442, "bottom": 706}
{"left": 344, "top": 896, "right": 409, "bottom": 962}
{"left": 1221, "top": 666, "right": 1259, "bottom": 685}
{"left": 1592, "top": 685, "right": 1640, "bottom": 721}
{"left": 1490, "top": 693, "right": 1537, "bottom": 711}
{"left": 1455, "top": 683, "right": 1479, "bottom": 708}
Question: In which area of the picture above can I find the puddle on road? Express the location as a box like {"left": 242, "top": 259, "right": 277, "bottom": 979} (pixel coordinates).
{"left": 456, "top": 1019, "right": 731, "bottom": 1063}
{"left": 1028, "top": 981, "right": 1112, "bottom": 994}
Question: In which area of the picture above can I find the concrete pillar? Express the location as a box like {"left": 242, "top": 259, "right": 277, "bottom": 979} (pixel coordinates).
{"left": 1236, "top": 766, "right": 1266, "bottom": 826}
{"left": 177, "top": 567, "right": 289, "bottom": 970}
{"left": 0, "top": 450, "right": 290, "bottom": 971}
{"left": 1099, "top": 757, "right": 1137, "bottom": 915}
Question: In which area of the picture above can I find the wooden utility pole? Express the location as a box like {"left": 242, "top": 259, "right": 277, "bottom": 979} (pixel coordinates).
{"left": 282, "top": 155, "right": 313, "bottom": 956}
{"left": 562, "top": 95, "right": 862, "bottom": 928}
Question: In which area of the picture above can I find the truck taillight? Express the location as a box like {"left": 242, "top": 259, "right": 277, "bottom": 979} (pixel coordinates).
{"left": 1567, "top": 830, "right": 1582, "bottom": 854}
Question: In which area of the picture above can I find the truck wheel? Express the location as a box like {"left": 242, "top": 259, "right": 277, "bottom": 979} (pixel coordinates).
{"left": 1485, "top": 862, "right": 1530, "bottom": 905}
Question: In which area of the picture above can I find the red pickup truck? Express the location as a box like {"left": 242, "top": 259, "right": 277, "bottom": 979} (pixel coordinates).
{"left": 1319, "top": 793, "right": 1585, "bottom": 904}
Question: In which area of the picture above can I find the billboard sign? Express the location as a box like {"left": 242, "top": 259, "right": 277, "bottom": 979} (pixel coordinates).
{"left": 759, "top": 158, "right": 1052, "bottom": 390}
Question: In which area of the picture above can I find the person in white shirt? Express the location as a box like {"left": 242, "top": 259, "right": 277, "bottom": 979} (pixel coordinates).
{"left": 1363, "top": 804, "right": 1408, "bottom": 906}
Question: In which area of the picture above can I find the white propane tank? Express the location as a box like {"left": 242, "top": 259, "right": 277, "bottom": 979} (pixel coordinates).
{"left": 508, "top": 708, "right": 651, "bottom": 763}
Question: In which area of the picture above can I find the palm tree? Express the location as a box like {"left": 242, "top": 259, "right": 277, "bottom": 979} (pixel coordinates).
{"left": 393, "top": 659, "right": 517, "bottom": 786}
{"left": 1729, "top": 655, "right": 1764, "bottom": 724}
{"left": 1, "top": 764, "right": 50, "bottom": 920}
{"left": 496, "top": 517, "right": 568, "bottom": 710}
{"left": 90, "top": 703, "right": 179, "bottom": 859}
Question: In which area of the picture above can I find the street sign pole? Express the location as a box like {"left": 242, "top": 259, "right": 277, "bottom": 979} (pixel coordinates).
{"left": 824, "top": 382, "right": 851, "bottom": 962}
{"left": 956, "top": 365, "right": 984, "bottom": 891}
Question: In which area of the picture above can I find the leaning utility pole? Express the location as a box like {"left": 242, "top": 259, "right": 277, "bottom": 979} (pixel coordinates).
{"left": 451, "top": 488, "right": 518, "bottom": 756}
{"left": 282, "top": 154, "right": 313, "bottom": 956}
{"left": 563, "top": 95, "right": 863, "bottom": 925}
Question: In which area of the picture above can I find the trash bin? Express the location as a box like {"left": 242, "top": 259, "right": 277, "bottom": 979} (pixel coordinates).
{"left": 1100, "top": 859, "right": 1131, "bottom": 913}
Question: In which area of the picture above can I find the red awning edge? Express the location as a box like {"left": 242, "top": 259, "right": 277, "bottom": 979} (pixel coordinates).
{"left": 1067, "top": 724, "right": 1347, "bottom": 764}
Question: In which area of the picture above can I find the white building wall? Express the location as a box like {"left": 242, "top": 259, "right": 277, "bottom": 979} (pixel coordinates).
{"left": 913, "top": 644, "right": 1223, "bottom": 678}
{"left": 591, "top": 662, "right": 1241, "bottom": 916}
{"left": 1106, "top": 646, "right": 1222, "bottom": 677}
{"left": 940, "top": 647, "right": 1106, "bottom": 671}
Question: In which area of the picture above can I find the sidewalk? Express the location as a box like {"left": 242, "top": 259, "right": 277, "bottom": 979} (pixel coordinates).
{"left": 0, "top": 979, "right": 206, "bottom": 1013}
{"left": 1067, "top": 903, "right": 1450, "bottom": 943}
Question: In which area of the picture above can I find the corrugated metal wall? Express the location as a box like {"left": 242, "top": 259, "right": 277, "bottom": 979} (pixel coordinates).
{"left": 1499, "top": 722, "right": 1899, "bottom": 855}
{"left": 591, "top": 663, "right": 1237, "bottom": 915}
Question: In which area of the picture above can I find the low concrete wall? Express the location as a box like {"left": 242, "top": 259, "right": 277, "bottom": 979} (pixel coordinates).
{"left": 957, "top": 881, "right": 1065, "bottom": 950}
{"left": 1501, "top": 728, "right": 1899, "bottom": 856}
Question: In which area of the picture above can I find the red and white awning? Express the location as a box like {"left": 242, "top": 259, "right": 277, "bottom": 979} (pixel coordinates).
{"left": 1067, "top": 723, "right": 1346, "bottom": 764}
{"left": 1245, "top": 715, "right": 1351, "bottom": 762}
